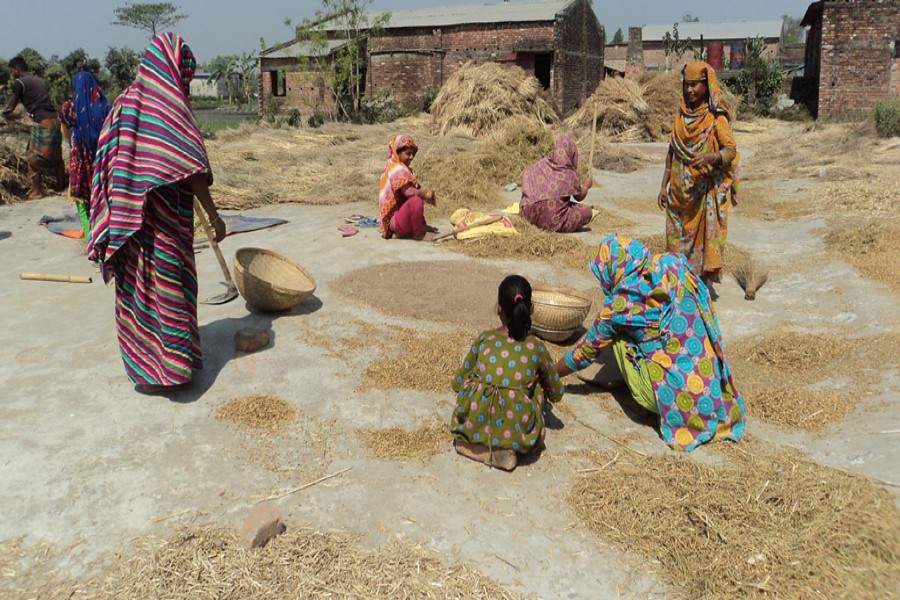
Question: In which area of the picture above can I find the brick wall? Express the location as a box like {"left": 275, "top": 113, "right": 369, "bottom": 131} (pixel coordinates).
{"left": 552, "top": 0, "right": 605, "bottom": 112}
{"left": 261, "top": 0, "right": 604, "bottom": 116}
{"left": 367, "top": 21, "right": 555, "bottom": 107}
{"left": 817, "top": 0, "right": 900, "bottom": 119}
{"left": 640, "top": 41, "right": 779, "bottom": 71}
{"left": 259, "top": 68, "right": 335, "bottom": 115}
{"left": 368, "top": 22, "right": 558, "bottom": 108}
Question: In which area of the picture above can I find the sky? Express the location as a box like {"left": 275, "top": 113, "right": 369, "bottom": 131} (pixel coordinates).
{"left": 2, "top": 0, "right": 813, "bottom": 65}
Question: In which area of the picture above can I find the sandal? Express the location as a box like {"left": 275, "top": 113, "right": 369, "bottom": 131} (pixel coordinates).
{"left": 338, "top": 224, "right": 358, "bottom": 237}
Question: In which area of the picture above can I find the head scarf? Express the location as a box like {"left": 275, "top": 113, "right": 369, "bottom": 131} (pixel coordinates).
{"left": 589, "top": 234, "right": 746, "bottom": 451}
{"left": 88, "top": 33, "right": 209, "bottom": 278}
{"left": 521, "top": 135, "right": 582, "bottom": 202}
{"left": 71, "top": 71, "right": 110, "bottom": 159}
{"left": 671, "top": 61, "right": 738, "bottom": 176}
{"left": 378, "top": 134, "right": 418, "bottom": 237}
{"left": 682, "top": 61, "right": 731, "bottom": 120}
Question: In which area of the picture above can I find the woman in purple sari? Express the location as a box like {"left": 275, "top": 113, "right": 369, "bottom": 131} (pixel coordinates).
{"left": 519, "top": 135, "right": 593, "bottom": 233}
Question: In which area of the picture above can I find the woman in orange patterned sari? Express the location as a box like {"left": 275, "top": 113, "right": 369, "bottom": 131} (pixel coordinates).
{"left": 658, "top": 62, "right": 740, "bottom": 290}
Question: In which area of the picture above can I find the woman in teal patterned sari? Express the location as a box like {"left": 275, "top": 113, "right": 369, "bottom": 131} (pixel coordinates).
{"left": 554, "top": 234, "right": 746, "bottom": 451}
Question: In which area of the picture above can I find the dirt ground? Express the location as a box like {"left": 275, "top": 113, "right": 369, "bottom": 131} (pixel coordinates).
{"left": 1, "top": 118, "right": 898, "bottom": 599}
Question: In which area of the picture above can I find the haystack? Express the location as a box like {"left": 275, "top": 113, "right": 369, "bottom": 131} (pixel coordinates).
{"left": 417, "top": 116, "right": 555, "bottom": 218}
{"left": 430, "top": 62, "right": 558, "bottom": 138}
{"left": 1, "top": 120, "right": 37, "bottom": 204}
{"left": 567, "top": 78, "right": 649, "bottom": 141}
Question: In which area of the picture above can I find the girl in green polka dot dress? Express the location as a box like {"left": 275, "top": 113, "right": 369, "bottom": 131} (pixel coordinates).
{"left": 451, "top": 275, "right": 565, "bottom": 471}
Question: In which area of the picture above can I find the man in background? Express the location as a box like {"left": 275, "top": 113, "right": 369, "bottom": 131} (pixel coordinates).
{"left": 3, "top": 56, "right": 65, "bottom": 199}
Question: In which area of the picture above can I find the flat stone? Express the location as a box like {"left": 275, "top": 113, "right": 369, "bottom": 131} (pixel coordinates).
{"left": 240, "top": 503, "right": 285, "bottom": 549}
{"left": 234, "top": 327, "right": 270, "bottom": 353}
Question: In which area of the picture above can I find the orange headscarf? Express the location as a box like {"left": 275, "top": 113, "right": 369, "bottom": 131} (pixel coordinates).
{"left": 378, "top": 134, "right": 418, "bottom": 238}
{"left": 671, "top": 62, "right": 735, "bottom": 174}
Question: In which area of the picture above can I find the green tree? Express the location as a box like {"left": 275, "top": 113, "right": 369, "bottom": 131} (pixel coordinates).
{"left": 293, "top": 0, "right": 390, "bottom": 121}
{"left": 682, "top": 14, "right": 700, "bottom": 23}
{"left": 662, "top": 23, "right": 693, "bottom": 71}
{"left": 732, "top": 36, "right": 785, "bottom": 115}
{"left": 105, "top": 46, "right": 141, "bottom": 95}
{"left": 611, "top": 28, "right": 625, "bottom": 45}
{"left": 61, "top": 49, "right": 102, "bottom": 76}
{"left": 113, "top": 2, "right": 187, "bottom": 38}
{"left": 782, "top": 15, "right": 805, "bottom": 45}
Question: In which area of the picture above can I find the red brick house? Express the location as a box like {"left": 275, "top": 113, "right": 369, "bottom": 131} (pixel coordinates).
{"left": 259, "top": 0, "right": 605, "bottom": 116}
{"left": 794, "top": 0, "right": 900, "bottom": 119}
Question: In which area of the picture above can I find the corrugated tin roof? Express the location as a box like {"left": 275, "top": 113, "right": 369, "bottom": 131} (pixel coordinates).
{"left": 326, "top": 0, "right": 573, "bottom": 30}
{"left": 262, "top": 38, "right": 351, "bottom": 59}
{"left": 642, "top": 20, "right": 784, "bottom": 42}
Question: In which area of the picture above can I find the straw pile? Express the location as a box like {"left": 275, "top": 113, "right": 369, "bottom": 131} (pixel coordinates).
{"left": 447, "top": 217, "right": 622, "bottom": 271}
{"left": 569, "top": 72, "right": 741, "bottom": 142}
{"left": 740, "top": 121, "right": 885, "bottom": 184}
{"left": 590, "top": 138, "right": 649, "bottom": 172}
{"left": 567, "top": 78, "right": 650, "bottom": 141}
{"left": 417, "top": 116, "right": 555, "bottom": 219}
{"left": 728, "top": 330, "right": 899, "bottom": 430}
{"left": 357, "top": 418, "right": 451, "bottom": 461}
{"left": 204, "top": 116, "right": 451, "bottom": 210}
{"left": 360, "top": 329, "right": 473, "bottom": 394}
{"left": 824, "top": 220, "right": 900, "bottom": 294}
{"left": 1, "top": 120, "right": 38, "bottom": 204}
{"left": 216, "top": 395, "right": 298, "bottom": 433}
{"left": 569, "top": 445, "right": 900, "bottom": 599}
{"left": 5, "top": 526, "right": 522, "bottom": 599}
{"left": 639, "top": 70, "right": 681, "bottom": 141}
{"left": 430, "top": 62, "right": 557, "bottom": 138}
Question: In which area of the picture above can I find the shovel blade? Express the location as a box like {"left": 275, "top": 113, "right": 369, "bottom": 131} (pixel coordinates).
{"left": 201, "top": 284, "right": 239, "bottom": 305}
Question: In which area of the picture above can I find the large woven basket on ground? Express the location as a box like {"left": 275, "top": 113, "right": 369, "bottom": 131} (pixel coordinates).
{"left": 530, "top": 324, "right": 579, "bottom": 344}
{"left": 234, "top": 247, "right": 316, "bottom": 312}
{"left": 530, "top": 285, "right": 592, "bottom": 331}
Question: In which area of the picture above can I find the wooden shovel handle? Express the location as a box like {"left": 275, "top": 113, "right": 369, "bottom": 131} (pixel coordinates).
{"left": 193, "top": 199, "right": 236, "bottom": 287}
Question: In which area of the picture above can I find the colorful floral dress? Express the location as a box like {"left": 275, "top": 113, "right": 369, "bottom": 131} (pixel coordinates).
{"left": 564, "top": 234, "right": 746, "bottom": 452}
{"left": 452, "top": 330, "right": 564, "bottom": 452}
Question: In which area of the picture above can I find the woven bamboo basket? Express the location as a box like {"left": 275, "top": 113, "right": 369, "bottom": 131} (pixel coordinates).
{"left": 530, "top": 324, "right": 579, "bottom": 344}
{"left": 531, "top": 285, "right": 592, "bottom": 331}
{"left": 233, "top": 247, "right": 316, "bottom": 312}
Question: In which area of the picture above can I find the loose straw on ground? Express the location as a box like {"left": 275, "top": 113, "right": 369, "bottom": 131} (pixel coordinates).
{"left": 569, "top": 445, "right": 900, "bottom": 599}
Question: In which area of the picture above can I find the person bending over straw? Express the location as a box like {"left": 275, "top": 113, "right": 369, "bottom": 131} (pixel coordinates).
{"left": 519, "top": 135, "right": 593, "bottom": 233}
{"left": 378, "top": 134, "right": 437, "bottom": 240}
{"left": 554, "top": 234, "right": 746, "bottom": 452}
{"left": 451, "top": 275, "right": 564, "bottom": 471}
{"left": 658, "top": 61, "right": 740, "bottom": 291}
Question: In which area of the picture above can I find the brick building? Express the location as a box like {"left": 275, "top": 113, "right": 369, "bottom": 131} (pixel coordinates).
{"left": 794, "top": 0, "right": 900, "bottom": 119}
{"left": 605, "top": 20, "right": 783, "bottom": 73}
{"left": 259, "top": 0, "right": 604, "bottom": 116}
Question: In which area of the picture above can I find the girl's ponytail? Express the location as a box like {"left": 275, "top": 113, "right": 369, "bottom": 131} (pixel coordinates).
{"left": 498, "top": 275, "right": 532, "bottom": 342}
